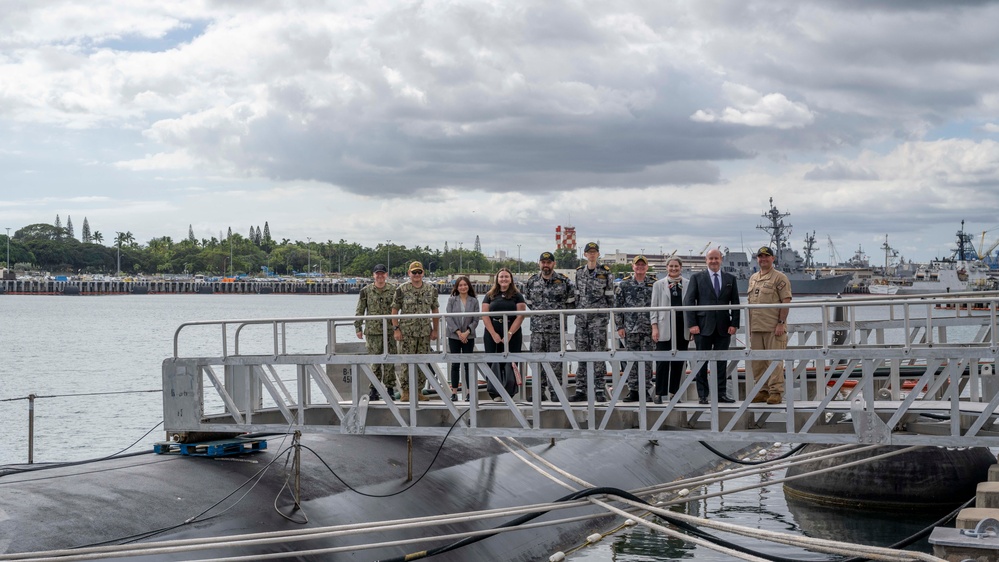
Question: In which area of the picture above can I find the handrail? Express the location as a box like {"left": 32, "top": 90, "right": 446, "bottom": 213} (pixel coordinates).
{"left": 161, "top": 290, "right": 999, "bottom": 446}
{"left": 172, "top": 292, "right": 999, "bottom": 359}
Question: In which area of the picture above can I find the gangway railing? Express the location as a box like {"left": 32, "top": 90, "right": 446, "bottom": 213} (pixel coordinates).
{"left": 162, "top": 291, "right": 999, "bottom": 447}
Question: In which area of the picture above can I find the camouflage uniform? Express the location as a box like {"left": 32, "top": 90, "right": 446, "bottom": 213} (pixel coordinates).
{"left": 391, "top": 281, "right": 439, "bottom": 392}
{"left": 354, "top": 282, "right": 397, "bottom": 389}
{"left": 614, "top": 273, "right": 657, "bottom": 392}
{"left": 523, "top": 272, "right": 576, "bottom": 395}
{"left": 573, "top": 264, "right": 615, "bottom": 394}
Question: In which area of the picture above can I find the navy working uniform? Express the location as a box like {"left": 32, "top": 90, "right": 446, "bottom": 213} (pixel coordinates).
{"left": 523, "top": 262, "right": 575, "bottom": 400}
{"left": 614, "top": 271, "right": 657, "bottom": 396}
{"left": 573, "top": 262, "right": 615, "bottom": 398}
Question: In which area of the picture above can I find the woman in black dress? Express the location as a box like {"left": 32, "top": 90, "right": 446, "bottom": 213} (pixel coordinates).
{"left": 481, "top": 268, "right": 526, "bottom": 400}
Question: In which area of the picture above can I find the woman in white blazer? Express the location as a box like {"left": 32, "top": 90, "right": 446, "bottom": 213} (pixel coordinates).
{"left": 650, "top": 258, "right": 691, "bottom": 403}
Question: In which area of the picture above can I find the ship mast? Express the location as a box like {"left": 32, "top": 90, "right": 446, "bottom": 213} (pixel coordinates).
{"left": 756, "top": 197, "right": 792, "bottom": 267}
{"left": 880, "top": 234, "right": 898, "bottom": 273}
{"left": 802, "top": 230, "right": 817, "bottom": 269}
{"left": 951, "top": 220, "right": 977, "bottom": 264}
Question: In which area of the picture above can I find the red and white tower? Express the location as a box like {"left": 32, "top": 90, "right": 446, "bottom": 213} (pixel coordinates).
{"left": 556, "top": 225, "right": 576, "bottom": 250}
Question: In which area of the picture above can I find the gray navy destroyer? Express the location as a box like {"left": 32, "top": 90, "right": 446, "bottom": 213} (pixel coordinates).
{"left": 723, "top": 198, "right": 852, "bottom": 296}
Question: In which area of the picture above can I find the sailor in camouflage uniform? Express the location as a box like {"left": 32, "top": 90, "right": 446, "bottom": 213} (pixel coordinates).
{"left": 523, "top": 251, "right": 576, "bottom": 401}
{"left": 614, "top": 255, "right": 657, "bottom": 402}
{"left": 569, "top": 242, "right": 615, "bottom": 402}
{"left": 354, "top": 263, "right": 397, "bottom": 400}
{"left": 391, "top": 261, "right": 440, "bottom": 401}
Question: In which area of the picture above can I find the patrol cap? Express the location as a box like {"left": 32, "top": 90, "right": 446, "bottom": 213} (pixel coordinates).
{"left": 756, "top": 246, "right": 775, "bottom": 257}
{"left": 632, "top": 255, "right": 648, "bottom": 265}
{"left": 539, "top": 251, "right": 555, "bottom": 262}
{"left": 408, "top": 261, "right": 424, "bottom": 273}
{"left": 583, "top": 242, "right": 599, "bottom": 253}
{"left": 372, "top": 263, "right": 388, "bottom": 273}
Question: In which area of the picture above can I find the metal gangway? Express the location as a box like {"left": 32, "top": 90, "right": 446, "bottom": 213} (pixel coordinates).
{"left": 163, "top": 292, "right": 999, "bottom": 447}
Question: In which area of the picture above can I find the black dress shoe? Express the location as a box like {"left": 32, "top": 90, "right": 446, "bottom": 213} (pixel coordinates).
{"left": 718, "top": 396, "right": 735, "bottom": 403}
{"left": 623, "top": 389, "right": 640, "bottom": 402}
{"left": 653, "top": 395, "right": 663, "bottom": 404}
{"left": 698, "top": 398, "right": 709, "bottom": 405}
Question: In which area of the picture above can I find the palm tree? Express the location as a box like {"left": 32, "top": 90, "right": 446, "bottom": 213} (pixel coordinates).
{"left": 115, "top": 231, "right": 135, "bottom": 247}
{"left": 92, "top": 231, "right": 104, "bottom": 244}
{"left": 111, "top": 231, "right": 136, "bottom": 276}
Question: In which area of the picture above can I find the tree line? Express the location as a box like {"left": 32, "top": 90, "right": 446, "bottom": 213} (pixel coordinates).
{"left": 1, "top": 222, "right": 555, "bottom": 277}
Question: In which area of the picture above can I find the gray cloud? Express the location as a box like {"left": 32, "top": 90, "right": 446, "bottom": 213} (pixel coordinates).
{"left": 4, "top": 1, "right": 999, "bottom": 262}
{"left": 804, "top": 161, "right": 879, "bottom": 181}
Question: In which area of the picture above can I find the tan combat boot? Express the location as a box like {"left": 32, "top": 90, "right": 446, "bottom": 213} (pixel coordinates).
{"left": 752, "top": 390, "right": 770, "bottom": 403}
{"left": 766, "top": 392, "right": 783, "bottom": 405}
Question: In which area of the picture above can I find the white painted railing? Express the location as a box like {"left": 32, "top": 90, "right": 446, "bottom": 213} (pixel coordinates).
{"left": 163, "top": 292, "right": 999, "bottom": 446}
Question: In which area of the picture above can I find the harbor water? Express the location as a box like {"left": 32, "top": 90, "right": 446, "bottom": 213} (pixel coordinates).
{"left": 0, "top": 294, "right": 940, "bottom": 559}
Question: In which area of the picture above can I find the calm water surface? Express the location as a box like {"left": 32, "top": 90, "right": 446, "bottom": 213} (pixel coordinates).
{"left": 0, "top": 294, "right": 939, "bottom": 560}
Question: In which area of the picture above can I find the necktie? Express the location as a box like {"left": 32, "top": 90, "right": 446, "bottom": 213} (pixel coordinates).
{"left": 713, "top": 272, "right": 721, "bottom": 297}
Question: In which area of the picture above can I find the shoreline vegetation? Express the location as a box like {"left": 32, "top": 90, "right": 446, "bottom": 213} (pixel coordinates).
{"left": 2, "top": 221, "right": 592, "bottom": 279}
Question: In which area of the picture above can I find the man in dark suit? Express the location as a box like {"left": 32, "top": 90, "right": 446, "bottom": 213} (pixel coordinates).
{"left": 683, "top": 248, "right": 741, "bottom": 404}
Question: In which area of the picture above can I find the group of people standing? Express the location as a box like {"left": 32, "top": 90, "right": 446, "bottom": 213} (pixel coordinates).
{"left": 354, "top": 242, "right": 792, "bottom": 405}
{"left": 676, "top": 245, "right": 791, "bottom": 405}
{"left": 353, "top": 260, "right": 440, "bottom": 402}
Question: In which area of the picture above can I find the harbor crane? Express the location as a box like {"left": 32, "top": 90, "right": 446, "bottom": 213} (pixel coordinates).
{"left": 827, "top": 235, "right": 843, "bottom": 266}
{"left": 979, "top": 228, "right": 999, "bottom": 259}
{"left": 979, "top": 226, "right": 999, "bottom": 270}
{"left": 698, "top": 241, "right": 712, "bottom": 255}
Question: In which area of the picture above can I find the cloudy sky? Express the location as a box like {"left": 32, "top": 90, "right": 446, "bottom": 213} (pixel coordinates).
{"left": 3, "top": 0, "right": 999, "bottom": 266}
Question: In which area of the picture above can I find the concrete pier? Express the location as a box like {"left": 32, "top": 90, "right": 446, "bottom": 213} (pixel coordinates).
{"left": 930, "top": 455, "right": 999, "bottom": 561}
{"left": 0, "top": 279, "right": 489, "bottom": 296}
